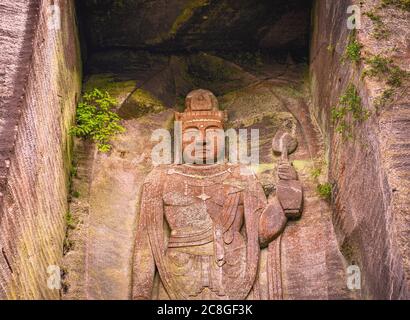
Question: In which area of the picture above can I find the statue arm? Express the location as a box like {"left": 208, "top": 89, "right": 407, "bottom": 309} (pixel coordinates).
{"left": 131, "top": 177, "right": 160, "bottom": 300}
{"left": 258, "top": 162, "right": 303, "bottom": 248}
{"left": 275, "top": 161, "right": 303, "bottom": 219}
{"left": 258, "top": 191, "right": 287, "bottom": 248}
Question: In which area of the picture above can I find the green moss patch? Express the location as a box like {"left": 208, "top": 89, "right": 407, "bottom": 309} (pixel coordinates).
{"left": 363, "top": 55, "right": 409, "bottom": 108}
{"left": 118, "top": 89, "right": 165, "bottom": 119}
{"left": 343, "top": 32, "right": 362, "bottom": 63}
{"left": 381, "top": 0, "right": 410, "bottom": 11}
{"left": 170, "top": 0, "right": 210, "bottom": 36}
{"left": 317, "top": 183, "right": 332, "bottom": 201}
{"left": 365, "top": 11, "right": 389, "bottom": 40}
{"left": 331, "top": 84, "right": 370, "bottom": 140}
{"left": 84, "top": 74, "right": 136, "bottom": 105}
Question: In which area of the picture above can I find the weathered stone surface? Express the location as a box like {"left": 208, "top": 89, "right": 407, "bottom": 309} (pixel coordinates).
{"left": 64, "top": 51, "right": 349, "bottom": 299}
{"left": 0, "top": 0, "right": 82, "bottom": 299}
{"left": 310, "top": 0, "right": 410, "bottom": 299}
{"left": 76, "top": 0, "right": 311, "bottom": 53}
{"left": 1, "top": 0, "right": 408, "bottom": 301}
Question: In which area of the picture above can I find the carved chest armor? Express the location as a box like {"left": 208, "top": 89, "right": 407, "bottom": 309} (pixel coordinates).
{"left": 160, "top": 164, "right": 250, "bottom": 299}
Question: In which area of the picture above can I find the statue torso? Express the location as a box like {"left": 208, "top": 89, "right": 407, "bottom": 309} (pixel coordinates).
{"left": 156, "top": 163, "right": 259, "bottom": 299}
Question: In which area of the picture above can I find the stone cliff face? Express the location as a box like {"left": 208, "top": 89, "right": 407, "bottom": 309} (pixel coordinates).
{"left": 0, "top": 0, "right": 81, "bottom": 299}
{"left": 310, "top": 0, "right": 410, "bottom": 299}
{"left": 0, "top": 0, "right": 409, "bottom": 300}
{"left": 63, "top": 53, "right": 350, "bottom": 299}
{"left": 76, "top": 0, "right": 311, "bottom": 54}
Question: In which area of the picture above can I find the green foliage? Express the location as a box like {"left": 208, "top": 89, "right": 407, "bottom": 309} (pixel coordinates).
{"left": 317, "top": 183, "right": 332, "bottom": 201}
{"left": 72, "top": 191, "right": 80, "bottom": 198}
{"left": 381, "top": 0, "right": 410, "bottom": 11}
{"left": 363, "top": 55, "right": 408, "bottom": 108}
{"left": 365, "top": 11, "right": 389, "bottom": 39}
{"left": 364, "top": 55, "right": 408, "bottom": 87}
{"left": 331, "top": 84, "right": 370, "bottom": 139}
{"left": 311, "top": 168, "right": 322, "bottom": 179}
{"left": 387, "top": 66, "right": 408, "bottom": 87}
{"left": 70, "top": 89, "right": 125, "bottom": 152}
{"left": 374, "top": 88, "right": 395, "bottom": 109}
{"left": 343, "top": 35, "right": 362, "bottom": 63}
{"left": 365, "top": 11, "right": 382, "bottom": 23}
{"left": 65, "top": 212, "right": 76, "bottom": 230}
{"left": 364, "top": 55, "right": 391, "bottom": 77}
{"left": 70, "top": 165, "right": 78, "bottom": 178}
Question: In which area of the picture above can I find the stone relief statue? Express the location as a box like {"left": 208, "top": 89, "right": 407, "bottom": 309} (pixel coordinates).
{"left": 132, "top": 89, "right": 303, "bottom": 300}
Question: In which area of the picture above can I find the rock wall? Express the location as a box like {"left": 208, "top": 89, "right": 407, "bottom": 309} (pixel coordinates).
{"left": 76, "top": 0, "right": 311, "bottom": 54}
{"left": 310, "top": 0, "right": 410, "bottom": 299}
{"left": 62, "top": 49, "right": 350, "bottom": 299}
{"left": 0, "top": 0, "right": 82, "bottom": 299}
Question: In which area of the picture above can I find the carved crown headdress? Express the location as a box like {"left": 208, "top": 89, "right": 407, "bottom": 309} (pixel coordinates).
{"left": 175, "top": 89, "right": 227, "bottom": 126}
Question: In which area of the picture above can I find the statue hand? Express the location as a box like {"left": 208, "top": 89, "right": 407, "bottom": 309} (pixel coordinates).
{"left": 277, "top": 161, "right": 298, "bottom": 180}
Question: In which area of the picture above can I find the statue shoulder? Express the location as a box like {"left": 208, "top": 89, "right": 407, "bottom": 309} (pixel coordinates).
{"left": 230, "top": 164, "right": 266, "bottom": 201}
{"left": 229, "top": 164, "right": 258, "bottom": 181}
{"left": 143, "top": 165, "right": 168, "bottom": 185}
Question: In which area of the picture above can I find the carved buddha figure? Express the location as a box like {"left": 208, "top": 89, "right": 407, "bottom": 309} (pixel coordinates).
{"left": 132, "top": 89, "right": 303, "bottom": 300}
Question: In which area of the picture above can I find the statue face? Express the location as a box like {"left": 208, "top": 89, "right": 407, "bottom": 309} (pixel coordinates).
{"left": 182, "top": 120, "right": 224, "bottom": 164}
{"left": 177, "top": 89, "right": 226, "bottom": 164}
{"left": 187, "top": 92, "right": 213, "bottom": 111}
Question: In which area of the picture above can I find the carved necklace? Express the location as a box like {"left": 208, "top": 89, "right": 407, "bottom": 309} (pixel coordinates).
{"left": 167, "top": 167, "right": 230, "bottom": 200}
{"left": 167, "top": 167, "right": 232, "bottom": 180}
{"left": 183, "top": 179, "right": 224, "bottom": 201}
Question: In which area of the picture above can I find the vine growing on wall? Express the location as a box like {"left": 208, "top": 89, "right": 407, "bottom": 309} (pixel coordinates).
{"left": 342, "top": 31, "right": 362, "bottom": 63}
{"left": 70, "top": 89, "right": 125, "bottom": 152}
{"left": 363, "top": 54, "right": 409, "bottom": 108}
{"left": 331, "top": 84, "right": 370, "bottom": 140}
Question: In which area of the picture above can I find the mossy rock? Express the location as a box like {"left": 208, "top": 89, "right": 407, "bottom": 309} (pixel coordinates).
{"left": 84, "top": 74, "right": 136, "bottom": 106}
{"left": 185, "top": 53, "right": 256, "bottom": 95}
{"left": 78, "top": 0, "right": 310, "bottom": 54}
{"left": 118, "top": 89, "right": 165, "bottom": 119}
{"left": 170, "top": 0, "right": 211, "bottom": 36}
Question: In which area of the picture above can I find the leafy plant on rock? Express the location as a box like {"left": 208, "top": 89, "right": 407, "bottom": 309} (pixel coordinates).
{"left": 381, "top": 0, "right": 410, "bottom": 11}
{"left": 343, "top": 33, "right": 362, "bottom": 63}
{"left": 331, "top": 84, "right": 370, "bottom": 139}
{"left": 70, "top": 88, "right": 125, "bottom": 152}
{"left": 363, "top": 54, "right": 409, "bottom": 108}
{"left": 317, "top": 183, "right": 332, "bottom": 201}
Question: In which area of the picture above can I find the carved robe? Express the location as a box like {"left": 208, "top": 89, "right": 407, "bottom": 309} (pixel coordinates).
{"left": 132, "top": 163, "right": 299, "bottom": 300}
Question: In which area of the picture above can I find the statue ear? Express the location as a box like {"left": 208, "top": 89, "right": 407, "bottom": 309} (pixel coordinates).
{"left": 224, "top": 110, "right": 228, "bottom": 122}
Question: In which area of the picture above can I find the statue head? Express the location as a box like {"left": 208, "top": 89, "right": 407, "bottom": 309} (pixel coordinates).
{"left": 175, "top": 89, "right": 227, "bottom": 164}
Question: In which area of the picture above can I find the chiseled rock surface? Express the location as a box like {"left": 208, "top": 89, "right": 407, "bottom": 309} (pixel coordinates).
{"left": 77, "top": 0, "right": 311, "bottom": 53}
{"left": 310, "top": 0, "right": 410, "bottom": 299}
{"left": 0, "top": 0, "right": 82, "bottom": 299}
{"left": 64, "top": 52, "right": 350, "bottom": 299}
{"left": 0, "top": 0, "right": 39, "bottom": 213}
